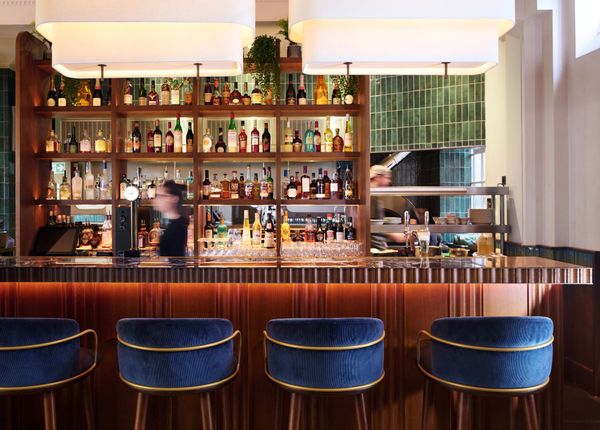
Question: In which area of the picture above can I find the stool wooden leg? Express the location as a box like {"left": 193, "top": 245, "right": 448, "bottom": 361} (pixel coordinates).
{"left": 288, "top": 392, "right": 303, "bottom": 430}
{"left": 355, "top": 393, "right": 368, "bottom": 430}
{"left": 523, "top": 395, "right": 539, "bottom": 430}
{"left": 456, "top": 392, "right": 472, "bottom": 430}
{"left": 43, "top": 391, "right": 57, "bottom": 430}
{"left": 82, "top": 378, "right": 95, "bottom": 430}
{"left": 199, "top": 392, "right": 214, "bottom": 430}
{"left": 421, "top": 379, "right": 433, "bottom": 430}
{"left": 134, "top": 392, "right": 149, "bottom": 430}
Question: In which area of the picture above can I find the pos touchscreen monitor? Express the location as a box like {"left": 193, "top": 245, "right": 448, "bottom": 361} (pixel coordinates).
{"left": 31, "top": 226, "right": 79, "bottom": 256}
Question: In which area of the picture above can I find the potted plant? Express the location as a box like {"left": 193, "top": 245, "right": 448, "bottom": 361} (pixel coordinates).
{"left": 277, "top": 19, "right": 301, "bottom": 58}
{"left": 333, "top": 74, "right": 360, "bottom": 104}
{"left": 247, "top": 35, "right": 281, "bottom": 104}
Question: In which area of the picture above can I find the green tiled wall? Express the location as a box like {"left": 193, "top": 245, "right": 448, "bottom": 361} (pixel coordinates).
{"left": 370, "top": 75, "right": 485, "bottom": 153}
{"left": 440, "top": 149, "right": 472, "bottom": 218}
{"left": 0, "top": 69, "right": 15, "bottom": 238}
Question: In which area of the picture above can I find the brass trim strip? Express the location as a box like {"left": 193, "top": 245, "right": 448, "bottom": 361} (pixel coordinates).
{"left": 0, "top": 329, "right": 98, "bottom": 392}
{"left": 117, "top": 330, "right": 240, "bottom": 352}
{"left": 119, "top": 331, "right": 242, "bottom": 392}
{"left": 264, "top": 368, "right": 385, "bottom": 393}
{"left": 418, "top": 330, "right": 554, "bottom": 352}
{"left": 0, "top": 328, "right": 97, "bottom": 351}
{"left": 263, "top": 331, "right": 385, "bottom": 351}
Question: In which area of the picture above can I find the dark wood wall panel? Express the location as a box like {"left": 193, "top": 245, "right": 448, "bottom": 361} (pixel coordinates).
{"left": 0, "top": 282, "right": 563, "bottom": 430}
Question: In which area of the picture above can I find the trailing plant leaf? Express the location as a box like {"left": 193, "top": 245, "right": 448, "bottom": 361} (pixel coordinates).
{"left": 247, "top": 35, "right": 281, "bottom": 100}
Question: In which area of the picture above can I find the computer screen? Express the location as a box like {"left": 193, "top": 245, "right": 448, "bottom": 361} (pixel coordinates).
{"left": 31, "top": 226, "right": 79, "bottom": 256}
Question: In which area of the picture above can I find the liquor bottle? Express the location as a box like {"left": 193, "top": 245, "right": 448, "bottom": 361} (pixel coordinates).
{"left": 210, "top": 173, "right": 221, "bottom": 199}
{"left": 68, "top": 127, "right": 79, "bottom": 153}
{"left": 251, "top": 79, "right": 263, "bottom": 105}
{"left": 324, "top": 116, "right": 334, "bottom": 152}
{"left": 332, "top": 128, "right": 344, "bottom": 152}
{"left": 326, "top": 214, "right": 336, "bottom": 242}
{"left": 242, "top": 82, "right": 251, "bottom": 105}
{"left": 153, "top": 120, "right": 163, "bottom": 153}
{"left": 175, "top": 169, "right": 184, "bottom": 185}
{"left": 203, "top": 77, "right": 213, "bottom": 105}
{"left": 170, "top": 79, "right": 180, "bottom": 105}
{"left": 286, "top": 174, "right": 297, "bottom": 199}
{"left": 266, "top": 167, "right": 274, "bottom": 199}
{"left": 259, "top": 168, "right": 269, "bottom": 200}
{"left": 215, "top": 128, "right": 226, "bottom": 153}
{"left": 95, "top": 129, "right": 107, "bottom": 153}
{"left": 343, "top": 168, "right": 354, "bottom": 200}
{"left": 71, "top": 166, "right": 83, "bottom": 199}
{"left": 57, "top": 76, "right": 67, "bottom": 107}
{"left": 137, "top": 220, "right": 148, "bottom": 249}
{"left": 202, "top": 128, "right": 213, "bottom": 152}
{"left": 230, "top": 171, "right": 240, "bottom": 199}
{"left": 304, "top": 215, "right": 315, "bottom": 242}
{"left": 211, "top": 78, "right": 222, "bottom": 105}
{"left": 297, "top": 74, "right": 307, "bottom": 105}
{"left": 141, "top": 179, "right": 149, "bottom": 199}
{"left": 149, "top": 180, "right": 158, "bottom": 199}
{"left": 282, "top": 169, "right": 290, "bottom": 198}
{"left": 292, "top": 130, "right": 303, "bottom": 153}
{"left": 76, "top": 80, "right": 92, "bottom": 106}
{"left": 220, "top": 173, "right": 231, "bottom": 199}
{"left": 204, "top": 210, "right": 214, "bottom": 247}
{"left": 146, "top": 127, "right": 154, "bottom": 153}
{"left": 343, "top": 113, "right": 353, "bottom": 152}
{"left": 336, "top": 215, "right": 345, "bottom": 241}
{"left": 47, "top": 210, "right": 56, "bottom": 226}
{"left": 244, "top": 166, "right": 254, "bottom": 199}
{"left": 161, "top": 79, "right": 171, "bottom": 105}
{"left": 165, "top": 121, "right": 174, "bottom": 153}
{"left": 202, "top": 170, "right": 211, "bottom": 199}
{"left": 47, "top": 76, "right": 57, "bottom": 107}
{"left": 242, "top": 209, "right": 251, "bottom": 246}
{"left": 185, "top": 122, "right": 194, "bottom": 153}
{"left": 252, "top": 211, "right": 262, "bottom": 247}
{"left": 183, "top": 79, "right": 193, "bottom": 105}
{"left": 227, "top": 112, "right": 238, "bottom": 152}
{"left": 104, "top": 79, "right": 112, "bottom": 106}
{"left": 314, "top": 75, "right": 328, "bottom": 105}
{"left": 253, "top": 173, "right": 260, "bottom": 199}
{"left": 316, "top": 168, "right": 325, "bottom": 199}
{"left": 286, "top": 74, "right": 296, "bottom": 105}
{"left": 251, "top": 120, "right": 260, "bottom": 153}
{"left": 45, "top": 126, "right": 58, "bottom": 153}
{"left": 303, "top": 122, "right": 315, "bottom": 152}
{"left": 59, "top": 171, "right": 71, "bottom": 200}
{"left": 84, "top": 162, "right": 95, "bottom": 200}
{"left": 162, "top": 166, "right": 170, "bottom": 184}
{"left": 238, "top": 173, "right": 246, "bottom": 199}
{"left": 138, "top": 79, "right": 148, "bottom": 106}
{"left": 238, "top": 121, "right": 248, "bottom": 152}
{"left": 222, "top": 77, "right": 231, "bottom": 105}
{"left": 309, "top": 173, "right": 317, "bottom": 199}
{"left": 332, "top": 81, "right": 342, "bottom": 105}
{"left": 323, "top": 170, "right": 331, "bottom": 199}
{"left": 345, "top": 217, "right": 356, "bottom": 240}
{"left": 333, "top": 169, "right": 344, "bottom": 199}
{"left": 283, "top": 119, "right": 293, "bottom": 152}
{"left": 79, "top": 129, "right": 92, "bottom": 153}
{"left": 281, "top": 210, "right": 291, "bottom": 242}
{"left": 231, "top": 82, "right": 242, "bottom": 104}
{"left": 185, "top": 170, "right": 194, "bottom": 200}
{"left": 318, "top": 217, "right": 327, "bottom": 243}
{"left": 301, "top": 166, "right": 311, "bottom": 199}
{"left": 314, "top": 121, "right": 321, "bottom": 152}
{"left": 148, "top": 80, "right": 159, "bottom": 105}
{"left": 263, "top": 214, "right": 275, "bottom": 249}
{"left": 92, "top": 78, "right": 102, "bottom": 106}
{"left": 295, "top": 171, "right": 302, "bottom": 192}
{"left": 132, "top": 123, "right": 142, "bottom": 153}
{"left": 47, "top": 167, "right": 57, "bottom": 200}
{"left": 100, "top": 160, "right": 110, "bottom": 200}
{"left": 123, "top": 79, "right": 133, "bottom": 105}
{"left": 119, "top": 174, "right": 128, "bottom": 199}
{"left": 174, "top": 115, "right": 183, "bottom": 153}
{"left": 148, "top": 219, "right": 160, "bottom": 247}
{"left": 262, "top": 122, "right": 271, "bottom": 152}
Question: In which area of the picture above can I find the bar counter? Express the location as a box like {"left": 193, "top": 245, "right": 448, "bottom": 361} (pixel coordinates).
{"left": 0, "top": 256, "right": 592, "bottom": 430}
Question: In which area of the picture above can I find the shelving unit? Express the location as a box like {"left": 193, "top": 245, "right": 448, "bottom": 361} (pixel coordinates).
{"left": 16, "top": 32, "right": 371, "bottom": 257}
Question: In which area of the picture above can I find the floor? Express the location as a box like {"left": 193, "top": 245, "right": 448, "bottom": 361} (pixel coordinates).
{"left": 565, "top": 385, "right": 600, "bottom": 430}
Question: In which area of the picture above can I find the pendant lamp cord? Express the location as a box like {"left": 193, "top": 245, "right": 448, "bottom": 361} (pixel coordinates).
{"left": 344, "top": 61, "right": 352, "bottom": 79}
{"left": 442, "top": 62, "right": 450, "bottom": 79}
{"left": 98, "top": 64, "right": 106, "bottom": 82}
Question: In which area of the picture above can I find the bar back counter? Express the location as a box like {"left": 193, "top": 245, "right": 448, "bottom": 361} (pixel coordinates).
{"left": 0, "top": 256, "right": 591, "bottom": 429}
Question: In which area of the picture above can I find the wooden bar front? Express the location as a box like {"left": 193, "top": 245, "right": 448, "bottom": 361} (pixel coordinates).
{"left": 0, "top": 281, "right": 565, "bottom": 430}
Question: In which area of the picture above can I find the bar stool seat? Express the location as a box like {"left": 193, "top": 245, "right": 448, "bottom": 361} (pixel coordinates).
{"left": 417, "top": 316, "right": 554, "bottom": 430}
{"left": 264, "top": 318, "right": 385, "bottom": 430}
{"left": 0, "top": 317, "right": 98, "bottom": 430}
{"left": 117, "top": 318, "right": 240, "bottom": 430}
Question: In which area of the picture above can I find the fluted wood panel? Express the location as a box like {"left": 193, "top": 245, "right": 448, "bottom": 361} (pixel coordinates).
{"left": 0, "top": 282, "right": 563, "bottom": 430}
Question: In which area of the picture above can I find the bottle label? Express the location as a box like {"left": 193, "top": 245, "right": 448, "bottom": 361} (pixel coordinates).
{"left": 336, "top": 232, "right": 345, "bottom": 241}
{"left": 267, "top": 182, "right": 273, "bottom": 196}
{"left": 47, "top": 98, "right": 56, "bottom": 107}
{"left": 161, "top": 91, "right": 170, "bottom": 105}
{"left": 260, "top": 184, "right": 269, "bottom": 198}
{"left": 186, "top": 138, "right": 193, "bottom": 153}
{"left": 302, "top": 178, "right": 310, "bottom": 193}
{"left": 245, "top": 184, "right": 254, "bottom": 199}
{"left": 298, "top": 97, "right": 307, "bottom": 105}
{"left": 251, "top": 93, "right": 263, "bottom": 105}
{"left": 327, "top": 230, "right": 335, "bottom": 241}
{"left": 252, "top": 230, "right": 261, "bottom": 246}
{"left": 139, "top": 97, "right": 148, "bottom": 106}
{"left": 331, "top": 182, "right": 338, "bottom": 193}
{"left": 174, "top": 131, "right": 183, "bottom": 152}
{"left": 264, "top": 231, "right": 274, "bottom": 248}
{"left": 227, "top": 131, "right": 238, "bottom": 152}
{"left": 202, "top": 137, "right": 212, "bottom": 152}
{"left": 148, "top": 187, "right": 156, "bottom": 199}
{"left": 203, "top": 185, "right": 210, "bottom": 197}
{"left": 287, "top": 188, "right": 297, "bottom": 199}
{"left": 58, "top": 98, "right": 67, "bottom": 107}
{"left": 333, "top": 96, "right": 342, "bottom": 105}
{"left": 124, "top": 94, "right": 133, "bottom": 105}
{"left": 344, "top": 134, "right": 353, "bottom": 151}
{"left": 204, "top": 93, "right": 212, "bottom": 104}
{"left": 149, "top": 98, "right": 158, "bottom": 106}
{"left": 171, "top": 90, "right": 180, "bottom": 105}
{"left": 154, "top": 134, "right": 162, "bottom": 149}
{"left": 216, "top": 146, "right": 225, "bottom": 153}
{"left": 166, "top": 135, "right": 174, "bottom": 150}
{"left": 92, "top": 97, "right": 101, "bottom": 107}
{"left": 184, "top": 92, "right": 193, "bottom": 105}
{"left": 287, "top": 97, "right": 296, "bottom": 105}
{"left": 316, "top": 191, "right": 325, "bottom": 199}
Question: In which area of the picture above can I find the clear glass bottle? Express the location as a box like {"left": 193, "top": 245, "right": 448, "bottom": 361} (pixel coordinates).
{"left": 332, "top": 128, "right": 344, "bottom": 152}
{"left": 79, "top": 129, "right": 92, "bottom": 153}
{"left": 242, "top": 209, "right": 251, "bottom": 247}
{"left": 281, "top": 210, "right": 291, "bottom": 243}
{"left": 100, "top": 160, "right": 110, "bottom": 200}
{"left": 324, "top": 116, "right": 334, "bottom": 153}
{"left": 343, "top": 113, "right": 353, "bottom": 152}
{"left": 95, "top": 129, "right": 107, "bottom": 153}
{"left": 202, "top": 128, "right": 213, "bottom": 153}
{"left": 84, "top": 161, "right": 95, "bottom": 200}
{"left": 59, "top": 171, "right": 71, "bottom": 200}
{"left": 314, "top": 75, "right": 328, "bottom": 105}
{"left": 303, "top": 121, "right": 315, "bottom": 152}
{"left": 252, "top": 211, "right": 262, "bottom": 247}
{"left": 45, "top": 128, "right": 59, "bottom": 153}
{"left": 47, "top": 167, "right": 57, "bottom": 200}
{"left": 186, "top": 170, "right": 194, "bottom": 200}
{"left": 71, "top": 165, "right": 83, "bottom": 200}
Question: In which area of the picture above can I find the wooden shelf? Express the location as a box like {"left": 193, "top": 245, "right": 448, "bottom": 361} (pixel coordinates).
{"left": 370, "top": 224, "right": 511, "bottom": 234}
{"left": 198, "top": 105, "right": 277, "bottom": 117}
{"left": 117, "top": 199, "right": 193, "bottom": 206}
{"left": 279, "top": 58, "right": 303, "bottom": 73}
{"left": 197, "top": 104, "right": 360, "bottom": 117}
{"left": 200, "top": 153, "right": 276, "bottom": 162}
{"left": 35, "top": 106, "right": 112, "bottom": 118}
{"left": 280, "top": 152, "right": 360, "bottom": 161}
{"left": 37, "top": 153, "right": 110, "bottom": 161}
{"left": 116, "top": 105, "right": 194, "bottom": 117}
{"left": 197, "top": 199, "right": 276, "bottom": 206}
{"left": 117, "top": 153, "right": 194, "bottom": 161}
{"left": 278, "top": 104, "right": 360, "bottom": 116}
{"left": 37, "top": 200, "right": 112, "bottom": 206}
{"left": 280, "top": 199, "right": 362, "bottom": 206}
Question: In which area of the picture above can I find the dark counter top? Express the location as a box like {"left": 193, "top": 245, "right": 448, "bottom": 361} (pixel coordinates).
{"left": 0, "top": 256, "right": 591, "bottom": 284}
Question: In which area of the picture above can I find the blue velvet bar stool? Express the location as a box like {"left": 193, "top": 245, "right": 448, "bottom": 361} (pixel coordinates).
{"left": 264, "top": 318, "right": 385, "bottom": 430}
{"left": 117, "top": 318, "right": 241, "bottom": 430}
{"left": 0, "top": 317, "right": 98, "bottom": 430}
{"left": 417, "top": 316, "right": 554, "bottom": 430}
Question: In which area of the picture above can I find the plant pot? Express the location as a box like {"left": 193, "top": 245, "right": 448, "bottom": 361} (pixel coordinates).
{"left": 287, "top": 44, "right": 302, "bottom": 58}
